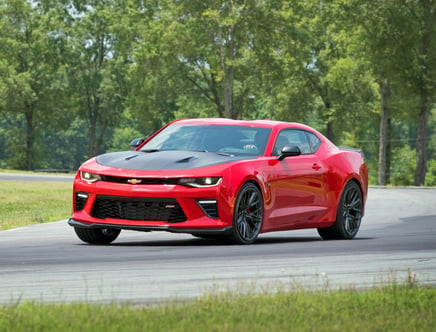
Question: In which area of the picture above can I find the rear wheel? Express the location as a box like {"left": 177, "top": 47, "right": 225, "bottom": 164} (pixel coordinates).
{"left": 318, "top": 181, "right": 363, "bottom": 240}
{"left": 229, "top": 182, "right": 263, "bottom": 244}
{"left": 74, "top": 227, "right": 121, "bottom": 244}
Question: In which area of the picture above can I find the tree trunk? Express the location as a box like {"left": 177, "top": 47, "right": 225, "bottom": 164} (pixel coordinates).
{"left": 95, "top": 118, "right": 109, "bottom": 156}
{"left": 378, "top": 80, "right": 390, "bottom": 186}
{"left": 87, "top": 94, "right": 100, "bottom": 158}
{"left": 414, "top": 96, "right": 429, "bottom": 186}
{"left": 413, "top": 0, "right": 432, "bottom": 186}
{"left": 88, "top": 115, "right": 97, "bottom": 158}
{"left": 24, "top": 107, "right": 34, "bottom": 171}
{"left": 324, "top": 100, "right": 334, "bottom": 142}
{"left": 223, "top": 77, "right": 233, "bottom": 118}
{"left": 218, "top": 22, "right": 236, "bottom": 119}
{"left": 326, "top": 121, "right": 334, "bottom": 142}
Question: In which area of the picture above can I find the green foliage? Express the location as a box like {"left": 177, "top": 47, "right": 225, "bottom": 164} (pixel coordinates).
{"left": 41, "top": 118, "right": 90, "bottom": 170}
{"left": 425, "top": 159, "right": 436, "bottom": 186}
{"left": 0, "top": 0, "right": 434, "bottom": 185}
{"left": 390, "top": 145, "right": 417, "bottom": 186}
{"left": 107, "top": 127, "right": 143, "bottom": 152}
{"left": 61, "top": 0, "right": 135, "bottom": 158}
{"left": 346, "top": 0, "right": 436, "bottom": 185}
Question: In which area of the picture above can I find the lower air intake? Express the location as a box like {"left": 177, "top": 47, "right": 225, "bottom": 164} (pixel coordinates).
{"left": 91, "top": 195, "right": 186, "bottom": 223}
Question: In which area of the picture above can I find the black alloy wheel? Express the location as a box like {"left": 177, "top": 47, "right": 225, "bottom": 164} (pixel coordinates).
{"left": 230, "top": 182, "right": 264, "bottom": 244}
{"left": 318, "top": 181, "right": 363, "bottom": 240}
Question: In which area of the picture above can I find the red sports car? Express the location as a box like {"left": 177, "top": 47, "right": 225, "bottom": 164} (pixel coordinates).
{"left": 68, "top": 118, "right": 368, "bottom": 244}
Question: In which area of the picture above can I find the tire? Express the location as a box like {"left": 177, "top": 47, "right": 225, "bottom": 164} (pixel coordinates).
{"left": 318, "top": 181, "right": 363, "bottom": 240}
{"left": 229, "top": 182, "right": 263, "bottom": 244}
{"left": 74, "top": 227, "right": 121, "bottom": 244}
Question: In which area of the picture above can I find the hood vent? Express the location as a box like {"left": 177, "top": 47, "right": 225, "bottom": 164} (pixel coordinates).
{"left": 124, "top": 154, "right": 139, "bottom": 160}
{"left": 176, "top": 156, "right": 198, "bottom": 163}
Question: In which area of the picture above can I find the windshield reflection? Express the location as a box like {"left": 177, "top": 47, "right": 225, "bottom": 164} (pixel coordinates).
{"left": 141, "top": 124, "right": 271, "bottom": 156}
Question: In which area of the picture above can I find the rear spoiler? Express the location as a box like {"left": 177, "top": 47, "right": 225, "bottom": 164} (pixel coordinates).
{"left": 339, "top": 146, "right": 365, "bottom": 157}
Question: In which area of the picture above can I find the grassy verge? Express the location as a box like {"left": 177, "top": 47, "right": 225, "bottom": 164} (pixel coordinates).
{"left": 0, "top": 180, "right": 72, "bottom": 230}
{"left": 0, "top": 285, "right": 434, "bottom": 332}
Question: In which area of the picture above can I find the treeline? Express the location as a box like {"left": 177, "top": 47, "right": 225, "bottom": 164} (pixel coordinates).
{"left": 0, "top": 0, "right": 435, "bottom": 186}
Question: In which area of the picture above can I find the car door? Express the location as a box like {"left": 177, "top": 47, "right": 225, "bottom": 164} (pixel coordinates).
{"left": 266, "top": 129, "right": 329, "bottom": 227}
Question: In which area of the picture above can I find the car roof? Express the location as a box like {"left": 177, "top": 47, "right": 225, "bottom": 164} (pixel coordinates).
{"left": 170, "top": 118, "right": 315, "bottom": 131}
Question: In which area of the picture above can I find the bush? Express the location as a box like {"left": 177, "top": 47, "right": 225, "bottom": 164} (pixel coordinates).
{"left": 424, "top": 159, "right": 436, "bottom": 186}
{"left": 389, "top": 145, "right": 416, "bottom": 186}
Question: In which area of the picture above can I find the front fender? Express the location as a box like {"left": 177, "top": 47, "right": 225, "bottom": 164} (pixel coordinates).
{"left": 218, "top": 160, "right": 270, "bottom": 223}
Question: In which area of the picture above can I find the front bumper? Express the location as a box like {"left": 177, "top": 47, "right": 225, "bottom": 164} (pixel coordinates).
{"left": 70, "top": 176, "right": 234, "bottom": 232}
{"left": 68, "top": 218, "right": 233, "bottom": 235}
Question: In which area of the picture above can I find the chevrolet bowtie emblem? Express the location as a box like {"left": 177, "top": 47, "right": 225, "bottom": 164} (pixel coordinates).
{"left": 127, "top": 178, "right": 142, "bottom": 185}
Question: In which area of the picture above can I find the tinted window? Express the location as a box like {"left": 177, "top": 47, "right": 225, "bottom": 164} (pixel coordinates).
{"left": 273, "top": 129, "right": 321, "bottom": 155}
{"left": 305, "top": 131, "right": 321, "bottom": 153}
{"left": 141, "top": 124, "right": 271, "bottom": 156}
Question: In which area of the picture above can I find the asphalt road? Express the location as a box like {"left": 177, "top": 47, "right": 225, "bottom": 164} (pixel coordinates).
{"left": 0, "top": 173, "right": 74, "bottom": 182}
{"left": 0, "top": 187, "right": 435, "bottom": 305}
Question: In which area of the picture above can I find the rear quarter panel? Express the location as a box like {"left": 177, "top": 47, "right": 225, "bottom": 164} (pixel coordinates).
{"left": 323, "top": 149, "right": 368, "bottom": 216}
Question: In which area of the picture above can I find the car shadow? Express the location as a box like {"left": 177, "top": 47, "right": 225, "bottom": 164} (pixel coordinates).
{"left": 109, "top": 235, "right": 325, "bottom": 247}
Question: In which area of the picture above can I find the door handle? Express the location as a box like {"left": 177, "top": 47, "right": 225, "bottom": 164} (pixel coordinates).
{"left": 312, "top": 163, "right": 322, "bottom": 171}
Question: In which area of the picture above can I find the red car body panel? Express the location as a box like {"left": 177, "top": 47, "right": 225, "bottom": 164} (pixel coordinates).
{"left": 69, "top": 118, "right": 368, "bottom": 237}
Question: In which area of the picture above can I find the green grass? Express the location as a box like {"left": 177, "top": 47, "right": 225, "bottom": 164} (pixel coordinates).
{"left": 0, "top": 179, "right": 72, "bottom": 230}
{"left": 0, "top": 285, "right": 434, "bottom": 332}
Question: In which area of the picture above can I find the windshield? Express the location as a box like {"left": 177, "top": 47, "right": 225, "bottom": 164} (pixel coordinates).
{"left": 141, "top": 124, "right": 271, "bottom": 156}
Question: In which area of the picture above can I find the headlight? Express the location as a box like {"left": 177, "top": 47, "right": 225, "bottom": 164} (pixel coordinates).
{"left": 80, "top": 171, "right": 102, "bottom": 183}
{"left": 178, "top": 177, "right": 222, "bottom": 188}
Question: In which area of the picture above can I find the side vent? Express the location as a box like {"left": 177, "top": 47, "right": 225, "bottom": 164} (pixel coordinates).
{"left": 196, "top": 200, "right": 219, "bottom": 219}
{"left": 75, "top": 192, "right": 88, "bottom": 211}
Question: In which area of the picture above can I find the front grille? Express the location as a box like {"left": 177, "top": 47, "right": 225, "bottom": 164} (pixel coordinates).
{"left": 91, "top": 195, "right": 186, "bottom": 223}
{"left": 100, "top": 175, "right": 179, "bottom": 185}
{"left": 75, "top": 193, "right": 88, "bottom": 211}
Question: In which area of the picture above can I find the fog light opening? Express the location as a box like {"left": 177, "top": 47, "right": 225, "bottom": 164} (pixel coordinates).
{"left": 197, "top": 199, "right": 219, "bottom": 219}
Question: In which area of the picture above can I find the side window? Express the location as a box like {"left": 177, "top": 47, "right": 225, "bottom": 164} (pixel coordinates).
{"left": 273, "top": 129, "right": 320, "bottom": 155}
{"left": 272, "top": 131, "right": 290, "bottom": 156}
{"left": 305, "top": 132, "right": 322, "bottom": 153}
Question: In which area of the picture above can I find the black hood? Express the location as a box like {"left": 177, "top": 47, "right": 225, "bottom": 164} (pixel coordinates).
{"left": 96, "top": 150, "right": 254, "bottom": 171}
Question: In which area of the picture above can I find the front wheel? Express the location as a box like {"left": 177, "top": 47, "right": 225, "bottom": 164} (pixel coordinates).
{"left": 229, "top": 182, "right": 263, "bottom": 244}
{"left": 74, "top": 227, "right": 121, "bottom": 244}
{"left": 318, "top": 181, "right": 363, "bottom": 240}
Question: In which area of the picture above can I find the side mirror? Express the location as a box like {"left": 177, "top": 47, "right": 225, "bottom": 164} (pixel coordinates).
{"left": 130, "top": 138, "right": 144, "bottom": 150}
{"left": 278, "top": 145, "right": 301, "bottom": 161}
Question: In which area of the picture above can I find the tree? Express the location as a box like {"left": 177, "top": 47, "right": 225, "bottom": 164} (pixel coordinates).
{"left": 264, "top": 1, "right": 378, "bottom": 145}
{"left": 0, "top": 0, "right": 67, "bottom": 170}
{"left": 61, "top": 0, "right": 134, "bottom": 158}
{"left": 139, "top": 0, "right": 270, "bottom": 120}
{"left": 412, "top": 0, "right": 435, "bottom": 185}
{"left": 349, "top": 0, "right": 436, "bottom": 186}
